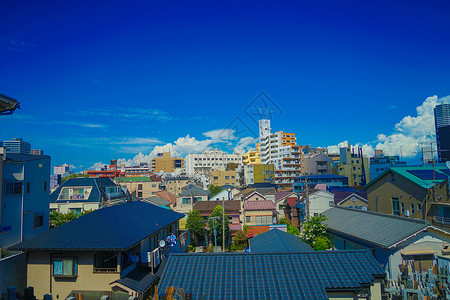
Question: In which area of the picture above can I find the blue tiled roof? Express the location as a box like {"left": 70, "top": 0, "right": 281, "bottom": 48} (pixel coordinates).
{"left": 249, "top": 229, "right": 313, "bottom": 253}
{"left": 158, "top": 250, "right": 385, "bottom": 299}
{"left": 10, "top": 201, "right": 184, "bottom": 251}
{"left": 323, "top": 207, "right": 432, "bottom": 249}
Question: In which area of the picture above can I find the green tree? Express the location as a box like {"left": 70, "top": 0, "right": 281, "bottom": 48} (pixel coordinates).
{"left": 301, "top": 214, "right": 330, "bottom": 250}
{"left": 208, "top": 185, "right": 222, "bottom": 198}
{"left": 186, "top": 209, "right": 206, "bottom": 247}
{"left": 279, "top": 218, "right": 300, "bottom": 236}
{"left": 232, "top": 230, "right": 248, "bottom": 250}
{"left": 208, "top": 205, "right": 230, "bottom": 248}
{"left": 50, "top": 210, "right": 92, "bottom": 228}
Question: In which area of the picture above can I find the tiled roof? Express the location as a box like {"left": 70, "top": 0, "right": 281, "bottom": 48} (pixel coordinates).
{"left": 142, "top": 196, "right": 172, "bottom": 207}
{"left": 274, "top": 191, "right": 294, "bottom": 202}
{"left": 364, "top": 165, "right": 450, "bottom": 190}
{"left": 286, "top": 197, "right": 298, "bottom": 207}
{"left": 158, "top": 250, "right": 385, "bottom": 299}
{"left": 249, "top": 229, "right": 313, "bottom": 253}
{"left": 323, "top": 207, "right": 432, "bottom": 249}
{"left": 10, "top": 201, "right": 184, "bottom": 251}
{"left": 179, "top": 186, "right": 210, "bottom": 197}
{"left": 154, "top": 190, "right": 177, "bottom": 205}
{"left": 194, "top": 200, "right": 241, "bottom": 215}
{"left": 244, "top": 200, "right": 275, "bottom": 211}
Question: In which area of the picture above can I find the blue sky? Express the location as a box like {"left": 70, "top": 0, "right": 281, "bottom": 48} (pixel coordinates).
{"left": 1, "top": 0, "right": 450, "bottom": 170}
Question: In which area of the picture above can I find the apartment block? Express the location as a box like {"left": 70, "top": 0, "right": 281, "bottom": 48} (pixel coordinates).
{"left": 210, "top": 170, "right": 237, "bottom": 187}
{"left": 150, "top": 152, "right": 184, "bottom": 173}
{"left": 243, "top": 143, "right": 261, "bottom": 165}
{"left": 185, "top": 150, "right": 242, "bottom": 177}
{"left": 3, "top": 138, "right": 31, "bottom": 154}
{"left": 334, "top": 144, "right": 370, "bottom": 187}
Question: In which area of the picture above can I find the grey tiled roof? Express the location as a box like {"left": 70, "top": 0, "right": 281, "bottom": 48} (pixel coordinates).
{"left": 323, "top": 207, "right": 431, "bottom": 249}
{"left": 11, "top": 201, "right": 184, "bottom": 251}
{"left": 179, "top": 186, "right": 209, "bottom": 197}
{"left": 249, "top": 229, "right": 313, "bottom": 253}
{"left": 142, "top": 196, "right": 172, "bottom": 207}
{"left": 158, "top": 250, "right": 385, "bottom": 299}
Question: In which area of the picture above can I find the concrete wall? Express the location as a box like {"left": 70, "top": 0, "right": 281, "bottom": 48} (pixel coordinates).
{"left": 27, "top": 251, "right": 121, "bottom": 299}
{"left": 309, "top": 191, "right": 334, "bottom": 218}
{"left": 0, "top": 252, "right": 26, "bottom": 295}
{"left": 49, "top": 202, "right": 99, "bottom": 214}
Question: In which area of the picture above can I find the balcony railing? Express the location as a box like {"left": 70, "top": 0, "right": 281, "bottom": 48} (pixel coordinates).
{"left": 433, "top": 216, "right": 450, "bottom": 225}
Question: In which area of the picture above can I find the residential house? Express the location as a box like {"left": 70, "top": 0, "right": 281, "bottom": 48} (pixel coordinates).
{"left": 193, "top": 200, "right": 242, "bottom": 232}
{"left": 162, "top": 176, "right": 190, "bottom": 197}
{"left": 210, "top": 189, "right": 232, "bottom": 201}
{"left": 274, "top": 191, "right": 297, "bottom": 219}
{"left": 10, "top": 201, "right": 187, "bottom": 300}
{"left": 331, "top": 190, "right": 368, "bottom": 210}
{"left": 115, "top": 176, "right": 161, "bottom": 199}
{"left": 175, "top": 186, "right": 210, "bottom": 214}
{"left": 323, "top": 206, "right": 450, "bottom": 279}
{"left": 157, "top": 251, "right": 385, "bottom": 299}
{"left": 366, "top": 165, "right": 450, "bottom": 219}
{"left": 249, "top": 228, "right": 313, "bottom": 253}
{"left": 142, "top": 196, "right": 172, "bottom": 209}
{"left": 302, "top": 189, "right": 335, "bottom": 218}
{"left": 154, "top": 190, "right": 176, "bottom": 207}
{"left": 426, "top": 179, "right": 450, "bottom": 229}
{"left": 243, "top": 200, "right": 276, "bottom": 228}
{"left": 49, "top": 177, "right": 130, "bottom": 214}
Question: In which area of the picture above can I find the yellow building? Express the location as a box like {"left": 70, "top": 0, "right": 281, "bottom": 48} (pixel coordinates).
{"left": 115, "top": 176, "right": 161, "bottom": 198}
{"left": 335, "top": 144, "right": 370, "bottom": 187}
{"left": 243, "top": 143, "right": 261, "bottom": 165}
{"left": 281, "top": 132, "right": 296, "bottom": 146}
{"left": 210, "top": 170, "right": 237, "bottom": 187}
{"left": 150, "top": 152, "right": 184, "bottom": 173}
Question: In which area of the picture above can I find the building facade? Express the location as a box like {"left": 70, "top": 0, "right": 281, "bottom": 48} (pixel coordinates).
{"left": 435, "top": 103, "right": 450, "bottom": 162}
{"left": 185, "top": 150, "right": 243, "bottom": 177}
{"left": 242, "top": 143, "right": 260, "bottom": 165}
{"left": 115, "top": 176, "right": 161, "bottom": 199}
{"left": 150, "top": 152, "right": 184, "bottom": 173}
{"left": 301, "top": 153, "right": 332, "bottom": 175}
{"left": 335, "top": 144, "right": 370, "bottom": 187}
{"left": 3, "top": 138, "right": 31, "bottom": 154}
{"left": 210, "top": 170, "right": 237, "bottom": 187}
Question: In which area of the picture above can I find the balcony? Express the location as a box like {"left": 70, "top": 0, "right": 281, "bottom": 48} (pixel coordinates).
{"left": 432, "top": 216, "right": 450, "bottom": 227}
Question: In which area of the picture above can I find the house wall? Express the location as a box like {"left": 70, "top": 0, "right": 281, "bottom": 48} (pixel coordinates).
{"left": 309, "top": 191, "right": 334, "bottom": 218}
{"left": 49, "top": 202, "right": 100, "bottom": 214}
{"left": 27, "top": 250, "right": 121, "bottom": 299}
{"left": 426, "top": 180, "right": 450, "bottom": 227}
{"left": 210, "top": 170, "right": 236, "bottom": 187}
{"left": 339, "top": 196, "right": 368, "bottom": 209}
{"left": 1, "top": 156, "right": 50, "bottom": 248}
{"left": 243, "top": 210, "right": 274, "bottom": 226}
{"left": 0, "top": 252, "right": 26, "bottom": 295}
{"left": 246, "top": 193, "right": 265, "bottom": 202}
{"left": 367, "top": 171, "right": 427, "bottom": 219}
{"left": 165, "top": 180, "right": 189, "bottom": 197}
{"left": 118, "top": 180, "right": 161, "bottom": 199}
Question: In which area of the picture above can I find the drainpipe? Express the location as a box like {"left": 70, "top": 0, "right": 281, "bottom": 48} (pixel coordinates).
{"left": 20, "top": 163, "right": 25, "bottom": 242}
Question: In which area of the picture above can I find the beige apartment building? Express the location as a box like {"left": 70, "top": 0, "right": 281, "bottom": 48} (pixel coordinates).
{"left": 164, "top": 176, "right": 191, "bottom": 197}
{"left": 210, "top": 170, "right": 237, "bottom": 187}
{"left": 115, "top": 176, "right": 161, "bottom": 198}
{"left": 150, "top": 152, "right": 184, "bottom": 173}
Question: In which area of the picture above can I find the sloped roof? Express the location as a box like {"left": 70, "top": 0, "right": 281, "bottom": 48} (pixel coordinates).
{"left": 193, "top": 200, "right": 241, "bottom": 215}
{"left": 179, "top": 186, "right": 210, "bottom": 197}
{"left": 244, "top": 200, "right": 275, "bottom": 211}
{"left": 365, "top": 165, "right": 450, "bottom": 190}
{"left": 142, "top": 196, "right": 172, "bottom": 207}
{"left": 154, "top": 190, "right": 176, "bottom": 205}
{"left": 331, "top": 190, "right": 368, "bottom": 205}
{"left": 249, "top": 229, "right": 313, "bottom": 253}
{"left": 10, "top": 201, "right": 184, "bottom": 251}
{"left": 158, "top": 250, "right": 385, "bottom": 299}
{"left": 323, "top": 207, "right": 436, "bottom": 249}
{"left": 274, "top": 191, "right": 294, "bottom": 202}
{"left": 50, "top": 177, "right": 121, "bottom": 203}
{"left": 286, "top": 197, "right": 298, "bottom": 207}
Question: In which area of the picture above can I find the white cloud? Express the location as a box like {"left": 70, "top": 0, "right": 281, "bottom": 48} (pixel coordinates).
{"left": 328, "top": 95, "right": 450, "bottom": 158}
{"left": 90, "top": 128, "right": 257, "bottom": 169}
{"left": 89, "top": 162, "right": 108, "bottom": 171}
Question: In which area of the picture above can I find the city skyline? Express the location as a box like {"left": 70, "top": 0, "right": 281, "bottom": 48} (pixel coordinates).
{"left": 1, "top": 1, "right": 450, "bottom": 170}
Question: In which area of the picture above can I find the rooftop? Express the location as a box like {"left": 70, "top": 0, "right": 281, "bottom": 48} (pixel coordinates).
{"left": 249, "top": 229, "right": 313, "bottom": 253}
{"left": 323, "top": 207, "right": 437, "bottom": 249}
{"left": 5, "top": 153, "right": 50, "bottom": 162}
{"left": 11, "top": 201, "right": 184, "bottom": 251}
{"left": 243, "top": 200, "right": 275, "bottom": 211}
{"left": 158, "top": 250, "right": 385, "bottom": 299}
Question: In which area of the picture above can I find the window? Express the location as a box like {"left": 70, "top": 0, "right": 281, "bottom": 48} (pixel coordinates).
{"left": 27, "top": 182, "right": 30, "bottom": 193}
{"left": 138, "top": 184, "right": 143, "bottom": 190}
{"left": 53, "top": 258, "right": 78, "bottom": 277}
{"left": 44, "top": 181, "right": 47, "bottom": 192}
{"left": 246, "top": 216, "right": 250, "bottom": 223}
{"left": 182, "top": 198, "right": 191, "bottom": 204}
{"left": 33, "top": 213, "right": 44, "bottom": 228}
{"left": 418, "top": 203, "right": 422, "bottom": 211}
{"left": 411, "top": 204, "right": 415, "bottom": 214}
{"left": 401, "top": 202, "right": 405, "bottom": 213}
{"left": 138, "top": 191, "right": 143, "bottom": 197}
{"left": 5, "top": 182, "right": 22, "bottom": 195}
{"left": 152, "top": 184, "right": 156, "bottom": 188}
{"left": 69, "top": 208, "right": 82, "bottom": 214}
{"left": 329, "top": 201, "right": 334, "bottom": 207}
{"left": 94, "top": 252, "right": 117, "bottom": 272}
{"left": 214, "top": 176, "right": 218, "bottom": 180}
{"left": 225, "top": 176, "right": 230, "bottom": 180}
{"left": 392, "top": 198, "right": 400, "bottom": 216}
{"left": 231, "top": 176, "right": 235, "bottom": 179}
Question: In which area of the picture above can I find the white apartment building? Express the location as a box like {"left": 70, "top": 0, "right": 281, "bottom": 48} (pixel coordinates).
{"left": 53, "top": 164, "right": 70, "bottom": 176}
{"left": 185, "top": 150, "right": 243, "bottom": 177}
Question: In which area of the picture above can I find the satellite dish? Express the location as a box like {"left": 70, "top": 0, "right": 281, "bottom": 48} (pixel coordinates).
{"left": 159, "top": 240, "right": 166, "bottom": 248}
{"left": 131, "top": 255, "right": 139, "bottom": 263}
{"left": 446, "top": 161, "right": 450, "bottom": 170}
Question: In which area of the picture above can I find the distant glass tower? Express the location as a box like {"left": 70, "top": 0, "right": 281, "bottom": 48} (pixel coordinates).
{"left": 4, "top": 138, "right": 31, "bottom": 154}
{"left": 434, "top": 103, "right": 450, "bottom": 162}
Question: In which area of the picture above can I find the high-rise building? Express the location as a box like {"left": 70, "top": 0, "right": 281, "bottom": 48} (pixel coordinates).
{"left": 150, "top": 152, "right": 184, "bottom": 173}
{"left": 185, "top": 150, "right": 243, "bottom": 176}
{"left": 4, "top": 138, "right": 31, "bottom": 154}
{"left": 435, "top": 103, "right": 450, "bottom": 162}
{"left": 30, "top": 149, "right": 44, "bottom": 155}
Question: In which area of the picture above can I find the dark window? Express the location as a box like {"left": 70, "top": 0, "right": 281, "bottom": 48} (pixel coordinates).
{"left": 27, "top": 182, "right": 30, "bottom": 193}
{"left": 43, "top": 181, "right": 47, "bottom": 192}
{"left": 33, "top": 213, "right": 44, "bottom": 228}
{"left": 53, "top": 258, "right": 78, "bottom": 277}
{"left": 418, "top": 203, "right": 422, "bottom": 211}
{"left": 94, "top": 252, "right": 117, "bottom": 272}
{"left": 138, "top": 184, "right": 143, "bottom": 190}
{"left": 5, "top": 182, "right": 22, "bottom": 195}
{"left": 138, "top": 191, "right": 143, "bottom": 197}
{"left": 392, "top": 198, "right": 400, "bottom": 215}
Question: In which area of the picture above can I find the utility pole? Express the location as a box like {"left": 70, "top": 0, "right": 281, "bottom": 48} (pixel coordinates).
{"left": 304, "top": 174, "right": 310, "bottom": 220}
{"left": 209, "top": 217, "right": 219, "bottom": 252}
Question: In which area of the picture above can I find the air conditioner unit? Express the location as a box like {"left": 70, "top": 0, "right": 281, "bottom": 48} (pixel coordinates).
{"left": 405, "top": 210, "right": 410, "bottom": 217}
